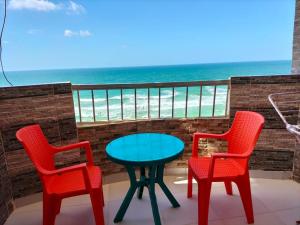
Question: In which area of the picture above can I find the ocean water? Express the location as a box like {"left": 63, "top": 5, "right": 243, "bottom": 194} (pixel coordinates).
{"left": 2, "top": 60, "right": 291, "bottom": 122}
{"left": 2, "top": 60, "right": 291, "bottom": 86}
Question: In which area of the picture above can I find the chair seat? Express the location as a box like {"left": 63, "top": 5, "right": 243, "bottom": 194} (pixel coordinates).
{"left": 188, "top": 157, "right": 244, "bottom": 181}
{"left": 46, "top": 165, "right": 102, "bottom": 196}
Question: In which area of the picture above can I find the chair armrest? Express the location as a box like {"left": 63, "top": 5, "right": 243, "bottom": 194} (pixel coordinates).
{"left": 52, "top": 141, "right": 94, "bottom": 165}
{"left": 192, "top": 132, "right": 228, "bottom": 157}
{"left": 211, "top": 152, "right": 248, "bottom": 159}
{"left": 207, "top": 153, "right": 249, "bottom": 179}
{"left": 40, "top": 163, "right": 92, "bottom": 190}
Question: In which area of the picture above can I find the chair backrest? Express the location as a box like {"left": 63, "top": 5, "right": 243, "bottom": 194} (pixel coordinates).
{"left": 16, "top": 125, "right": 55, "bottom": 173}
{"left": 227, "top": 111, "right": 264, "bottom": 156}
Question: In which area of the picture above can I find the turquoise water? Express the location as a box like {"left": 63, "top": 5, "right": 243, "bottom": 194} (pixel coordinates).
{"left": 2, "top": 60, "right": 291, "bottom": 86}
{"left": 2, "top": 60, "right": 291, "bottom": 122}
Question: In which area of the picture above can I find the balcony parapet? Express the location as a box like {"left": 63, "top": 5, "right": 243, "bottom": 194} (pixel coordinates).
{"left": 0, "top": 75, "right": 300, "bottom": 225}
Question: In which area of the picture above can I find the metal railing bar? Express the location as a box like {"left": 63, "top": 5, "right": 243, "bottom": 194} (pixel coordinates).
{"left": 172, "top": 87, "right": 175, "bottom": 118}
{"left": 212, "top": 85, "right": 217, "bottom": 117}
{"left": 158, "top": 88, "right": 161, "bottom": 118}
{"left": 147, "top": 88, "right": 150, "bottom": 119}
{"left": 225, "top": 86, "right": 229, "bottom": 116}
{"left": 106, "top": 89, "right": 109, "bottom": 121}
{"left": 72, "top": 80, "right": 230, "bottom": 123}
{"left": 199, "top": 85, "right": 202, "bottom": 117}
{"left": 185, "top": 86, "right": 188, "bottom": 118}
{"left": 91, "top": 90, "right": 96, "bottom": 122}
{"left": 134, "top": 89, "right": 137, "bottom": 120}
{"left": 120, "top": 89, "right": 124, "bottom": 120}
{"left": 72, "top": 80, "right": 229, "bottom": 90}
{"left": 77, "top": 90, "right": 82, "bottom": 122}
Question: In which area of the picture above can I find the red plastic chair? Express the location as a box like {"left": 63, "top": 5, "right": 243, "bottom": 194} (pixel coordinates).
{"left": 16, "top": 125, "right": 105, "bottom": 225}
{"left": 187, "top": 111, "right": 264, "bottom": 225}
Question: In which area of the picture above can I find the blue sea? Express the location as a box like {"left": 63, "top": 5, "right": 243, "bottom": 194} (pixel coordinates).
{"left": 2, "top": 60, "right": 291, "bottom": 86}
{"left": 1, "top": 60, "right": 292, "bottom": 122}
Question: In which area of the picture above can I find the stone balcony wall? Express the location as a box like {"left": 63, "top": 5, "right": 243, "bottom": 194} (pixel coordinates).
{"left": 0, "top": 75, "right": 300, "bottom": 225}
{"left": 230, "top": 75, "right": 300, "bottom": 172}
{"left": 295, "top": 104, "right": 300, "bottom": 182}
{"left": 292, "top": 0, "right": 300, "bottom": 73}
{"left": 0, "top": 134, "right": 13, "bottom": 225}
{"left": 0, "top": 83, "right": 78, "bottom": 225}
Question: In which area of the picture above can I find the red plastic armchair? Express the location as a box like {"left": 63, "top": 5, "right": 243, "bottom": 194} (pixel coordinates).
{"left": 16, "top": 125, "right": 105, "bottom": 225}
{"left": 187, "top": 111, "right": 264, "bottom": 225}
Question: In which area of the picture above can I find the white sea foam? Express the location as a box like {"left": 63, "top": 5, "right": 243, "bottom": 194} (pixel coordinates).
{"left": 75, "top": 87, "right": 228, "bottom": 120}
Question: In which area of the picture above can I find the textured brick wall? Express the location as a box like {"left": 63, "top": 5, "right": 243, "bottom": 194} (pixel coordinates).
{"left": 294, "top": 105, "right": 300, "bottom": 182}
{"left": 292, "top": 0, "right": 300, "bottom": 73}
{"left": 77, "top": 118, "right": 229, "bottom": 175}
{"left": 1, "top": 75, "right": 300, "bottom": 225}
{"left": 290, "top": 0, "right": 300, "bottom": 181}
{"left": 295, "top": 142, "right": 300, "bottom": 182}
{"left": 0, "top": 83, "right": 78, "bottom": 224}
{"left": 0, "top": 132, "right": 13, "bottom": 225}
{"left": 291, "top": 0, "right": 300, "bottom": 182}
{"left": 230, "top": 75, "right": 300, "bottom": 173}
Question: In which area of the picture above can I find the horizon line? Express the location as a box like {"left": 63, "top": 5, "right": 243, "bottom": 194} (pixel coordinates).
{"left": 6, "top": 59, "right": 291, "bottom": 73}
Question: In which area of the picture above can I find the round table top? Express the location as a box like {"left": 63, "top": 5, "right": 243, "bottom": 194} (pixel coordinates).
{"left": 106, "top": 133, "right": 184, "bottom": 166}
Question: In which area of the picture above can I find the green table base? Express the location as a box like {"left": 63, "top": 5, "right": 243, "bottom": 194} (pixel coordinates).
{"left": 114, "top": 164, "right": 180, "bottom": 225}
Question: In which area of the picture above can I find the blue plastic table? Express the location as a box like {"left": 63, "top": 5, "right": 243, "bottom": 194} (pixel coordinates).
{"left": 106, "top": 133, "right": 184, "bottom": 225}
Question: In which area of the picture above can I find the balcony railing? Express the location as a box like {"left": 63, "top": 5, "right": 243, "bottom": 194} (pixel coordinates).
{"left": 72, "top": 80, "right": 230, "bottom": 123}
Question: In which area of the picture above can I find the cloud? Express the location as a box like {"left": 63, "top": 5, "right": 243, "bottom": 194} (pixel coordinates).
{"left": 9, "top": 0, "right": 85, "bottom": 15}
{"left": 67, "top": 1, "right": 85, "bottom": 15}
{"left": 64, "top": 29, "right": 92, "bottom": 38}
{"left": 64, "top": 29, "right": 77, "bottom": 37}
{"left": 8, "top": 0, "right": 61, "bottom": 11}
{"left": 79, "top": 30, "right": 91, "bottom": 37}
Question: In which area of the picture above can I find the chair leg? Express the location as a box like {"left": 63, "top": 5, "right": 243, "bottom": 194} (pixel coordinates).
{"left": 187, "top": 166, "right": 193, "bottom": 198}
{"left": 43, "top": 194, "right": 56, "bottom": 225}
{"left": 101, "top": 187, "right": 105, "bottom": 207}
{"left": 236, "top": 173, "right": 254, "bottom": 224}
{"left": 197, "top": 181, "right": 212, "bottom": 225}
{"left": 54, "top": 198, "right": 62, "bottom": 215}
{"left": 224, "top": 181, "right": 233, "bottom": 195}
{"left": 90, "top": 189, "right": 105, "bottom": 225}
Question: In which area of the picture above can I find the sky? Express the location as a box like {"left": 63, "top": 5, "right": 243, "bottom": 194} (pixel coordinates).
{"left": 2, "top": 0, "right": 297, "bottom": 71}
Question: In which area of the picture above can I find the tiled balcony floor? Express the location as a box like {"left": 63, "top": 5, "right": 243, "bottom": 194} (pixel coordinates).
{"left": 5, "top": 176, "right": 300, "bottom": 225}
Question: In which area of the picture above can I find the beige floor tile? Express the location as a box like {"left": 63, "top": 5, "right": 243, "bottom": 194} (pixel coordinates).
{"left": 107, "top": 180, "right": 132, "bottom": 202}
{"left": 275, "top": 207, "right": 300, "bottom": 225}
{"left": 5, "top": 210, "right": 42, "bottom": 225}
{"left": 56, "top": 205, "right": 96, "bottom": 225}
{"left": 12, "top": 201, "right": 42, "bottom": 214}
{"left": 188, "top": 220, "right": 225, "bottom": 225}
{"left": 5, "top": 177, "right": 300, "bottom": 225}
{"left": 107, "top": 196, "right": 167, "bottom": 225}
{"left": 162, "top": 193, "right": 219, "bottom": 225}
{"left": 223, "top": 212, "right": 285, "bottom": 225}
{"left": 210, "top": 192, "right": 269, "bottom": 219}
{"left": 251, "top": 179, "right": 300, "bottom": 211}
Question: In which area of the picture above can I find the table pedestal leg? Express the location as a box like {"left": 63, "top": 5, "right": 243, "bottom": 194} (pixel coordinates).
{"left": 114, "top": 166, "right": 137, "bottom": 223}
{"left": 114, "top": 164, "right": 179, "bottom": 225}
{"left": 156, "top": 164, "right": 180, "bottom": 208}
{"left": 148, "top": 166, "right": 162, "bottom": 225}
{"left": 137, "top": 167, "right": 146, "bottom": 199}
